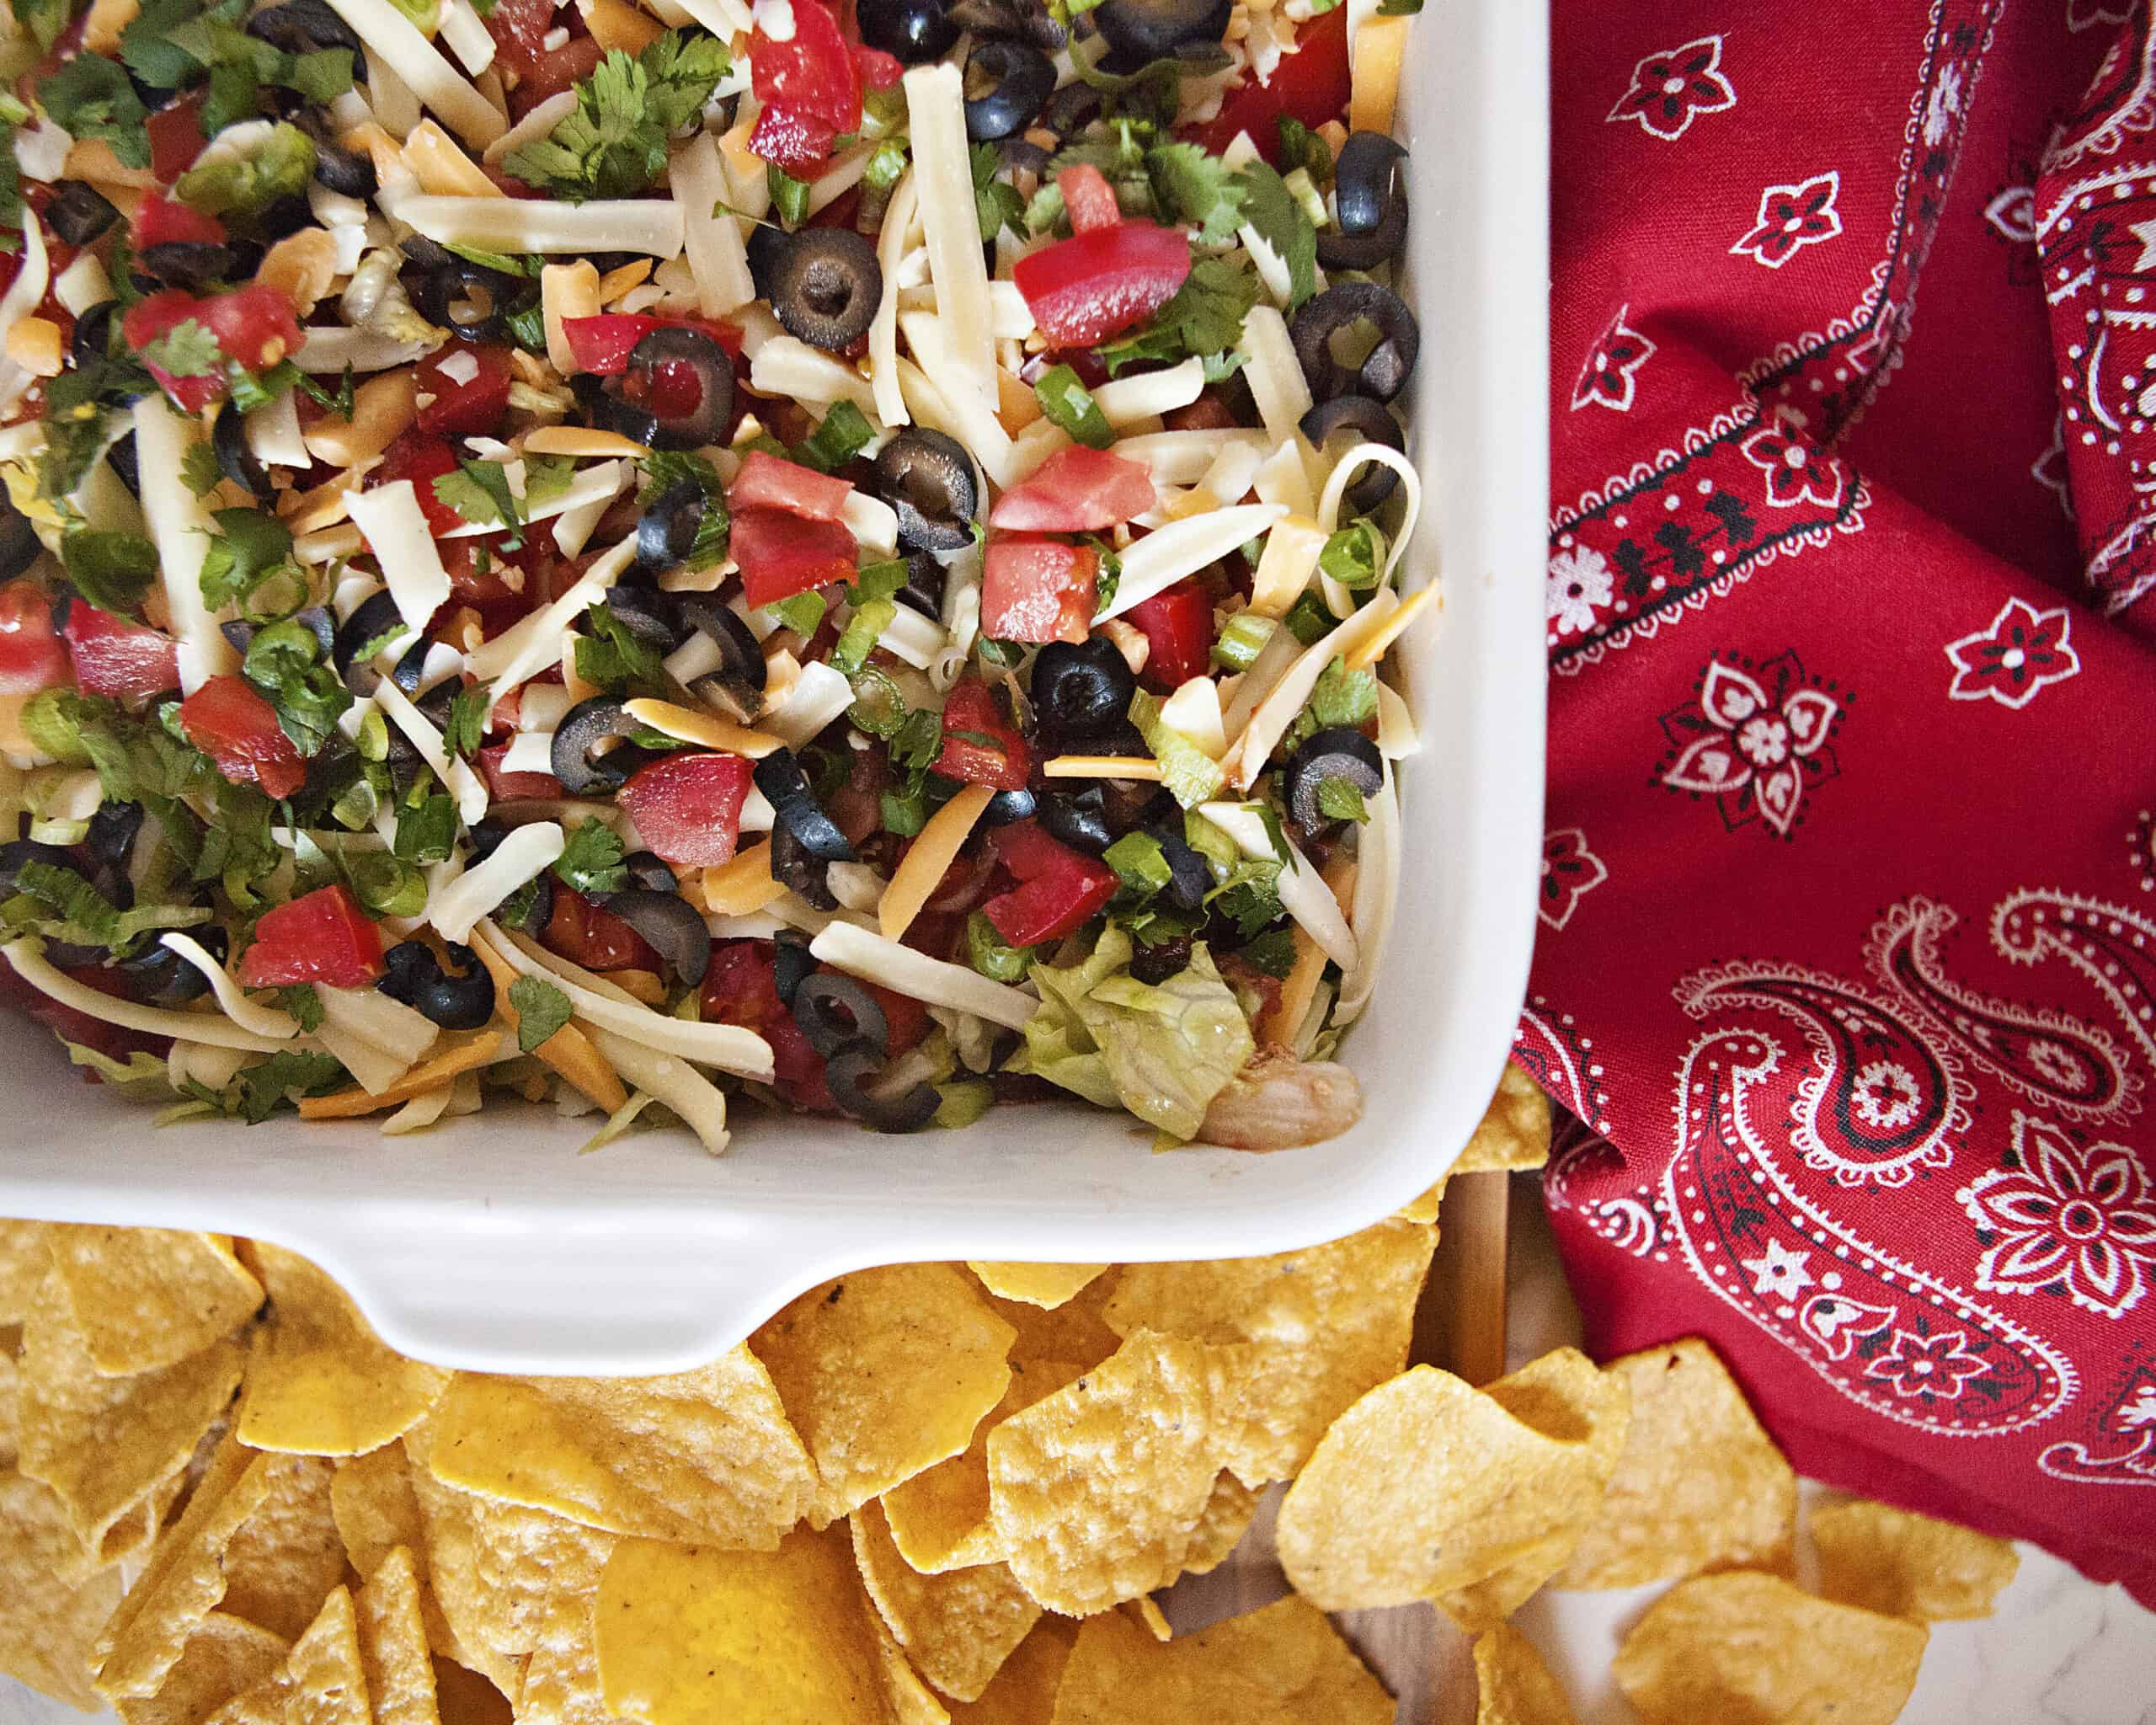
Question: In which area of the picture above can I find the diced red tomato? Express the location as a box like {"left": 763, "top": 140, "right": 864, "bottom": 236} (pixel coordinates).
{"left": 701, "top": 941, "right": 835, "bottom": 1111}
{"left": 988, "top": 446, "right": 1156, "bottom": 533}
{"left": 1057, "top": 163, "right": 1121, "bottom": 234}
{"left": 515, "top": 34, "right": 607, "bottom": 108}
{"left": 728, "top": 451, "right": 854, "bottom": 524}
{"left": 1164, "top": 393, "right": 1240, "bottom": 433}
{"left": 237, "top": 884, "right": 385, "bottom": 989}
{"left": 179, "top": 676, "right": 308, "bottom": 799}
{"left": 1013, "top": 222, "right": 1191, "bottom": 350}
{"left": 1124, "top": 579, "right": 1213, "bottom": 692}
{"left": 867, "top": 980, "right": 928, "bottom": 1056}
{"left": 932, "top": 677, "right": 1030, "bottom": 790}
{"left": 480, "top": 0, "right": 554, "bottom": 67}
{"left": 731, "top": 505, "right": 858, "bottom": 609}
{"left": 0, "top": 581, "right": 69, "bottom": 697}
{"left": 136, "top": 195, "right": 226, "bottom": 249}
{"left": 476, "top": 741, "right": 565, "bottom": 802}
{"left": 1190, "top": 6, "right": 1352, "bottom": 163}
{"left": 749, "top": 0, "right": 862, "bottom": 175}
{"left": 561, "top": 314, "right": 659, "bottom": 377}
{"left": 982, "top": 820, "right": 1118, "bottom": 947}
{"left": 146, "top": 94, "right": 209, "bottom": 183}
{"left": 544, "top": 889, "right": 663, "bottom": 975}
{"left": 61, "top": 601, "right": 179, "bottom": 702}
{"left": 124, "top": 286, "right": 305, "bottom": 414}
{"left": 853, "top": 44, "right": 902, "bottom": 89}
{"left": 981, "top": 537, "right": 1097, "bottom": 645}
{"left": 372, "top": 431, "right": 467, "bottom": 539}
{"left": 618, "top": 753, "right": 753, "bottom": 870}
{"left": 416, "top": 344, "right": 514, "bottom": 437}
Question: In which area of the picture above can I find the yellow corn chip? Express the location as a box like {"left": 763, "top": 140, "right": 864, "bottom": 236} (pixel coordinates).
{"left": 595, "top": 1528, "right": 903, "bottom": 1725}
{"left": 1396, "top": 1176, "right": 1447, "bottom": 1225}
{"left": 881, "top": 1357, "right": 1091, "bottom": 1575}
{"left": 851, "top": 1498, "right": 1040, "bottom": 1703}
{"left": 753, "top": 1266, "right": 1017, "bottom": 1520}
{"left": 205, "top": 1585, "right": 371, "bottom": 1725}
{"left": 1124, "top": 1596, "right": 1171, "bottom": 1642}
{"left": 1452, "top": 1065, "right": 1551, "bottom": 1172}
{"left": 1181, "top": 1471, "right": 1258, "bottom": 1576}
{"left": 331, "top": 1445, "right": 426, "bottom": 1579}
{"left": 0, "top": 1471, "right": 128, "bottom": 1711}
{"left": 235, "top": 1245, "right": 448, "bottom": 1456}
{"left": 516, "top": 1596, "right": 610, "bottom": 1725}
{"left": 355, "top": 1549, "right": 441, "bottom": 1725}
{"left": 987, "top": 1332, "right": 1220, "bottom": 1616}
{"left": 19, "top": 1274, "right": 243, "bottom": 1558}
{"left": 1435, "top": 1349, "right": 1631, "bottom": 1630}
{"left": 0, "top": 1219, "right": 52, "bottom": 1322}
{"left": 1275, "top": 1363, "right": 1611, "bottom": 1610}
{"left": 1047, "top": 1596, "right": 1390, "bottom": 1725}
{"left": 48, "top": 1227, "right": 261, "bottom": 1376}
{"left": 1613, "top": 1571, "right": 1927, "bottom": 1725}
{"left": 980, "top": 1284, "right": 1121, "bottom": 1372}
{"left": 867, "top": 1609, "right": 952, "bottom": 1725}
{"left": 1811, "top": 1498, "right": 2019, "bottom": 1622}
{"left": 1556, "top": 1338, "right": 1796, "bottom": 1589}
{"left": 965, "top": 1264, "right": 1107, "bottom": 1309}
{"left": 1103, "top": 1218, "right": 1436, "bottom": 1485}
{"left": 218, "top": 1454, "right": 345, "bottom": 1641}
{"left": 422, "top": 1346, "right": 816, "bottom": 1546}
{"left": 1473, "top": 1624, "right": 1576, "bottom": 1725}
{"left": 116, "top": 1614, "right": 289, "bottom": 1725}
{"left": 947, "top": 1620, "right": 1075, "bottom": 1725}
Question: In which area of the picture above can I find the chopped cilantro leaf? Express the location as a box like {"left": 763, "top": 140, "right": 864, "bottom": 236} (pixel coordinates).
{"left": 141, "top": 320, "right": 223, "bottom": 381}
{"left": 503, "top": 30, "right": 732, "bottom": 202}
{"left": 181, "top": 441, "right": 225, "bottom": 497}
{"left": 553, "top": 816, "right": 627, "bottom": 897}
{"left": 1236, "top": 161, "right": 1318, "bottom": 309}
{"left": 971, "top": 142, "right": 1026, "bottom": 243}
{"left": 61, "top": 529, "right": 158, "bottom": 617}
{"left": 38, "top": 53, "right": 150, "bottom": 170}
{"left": 432, "top": 459, "right": 525, "bottom": 546}
{"left": 1146, "top": 142, "right": 1247, "bottom": 244}
{"left": 509, "top": 975, "right": 573, "bottom": 1052}
{"left": 198, "top": 508, "right": 297, "bottom": 611}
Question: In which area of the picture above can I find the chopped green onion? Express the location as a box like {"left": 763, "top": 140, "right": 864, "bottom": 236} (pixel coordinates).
{"left": 349, "top": 852, "right": 427, "bottom": 917}
{"left": 1212, "top": 610, "right": 1276, "bottom": 672}
{"left": 965, "top": 910, "right": 1033, "bottom": 982}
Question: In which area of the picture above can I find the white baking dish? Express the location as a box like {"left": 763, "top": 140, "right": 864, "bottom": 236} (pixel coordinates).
{"left": 0, "top": 4, "right": 1548, "bottom": 1375}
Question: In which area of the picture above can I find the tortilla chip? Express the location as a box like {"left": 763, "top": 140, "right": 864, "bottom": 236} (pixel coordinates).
{"left": 1397, "top": 1178, "right": 1447, "bottom": 1226}
{"left": 947, "top": 1620, "right": 1076, "bottom": 1725}
{"left": 1434, "top": 1349, "right": 1631, "bottom": 1630}
{"left": 354, "top": 1550, "right": 441, "bottom": 1725}
{"left": 1453, "top": 1065, "right": 1550, "bottom": 1173}
{"left": 19, "top": 1274, "right": 243, "bottom": 1556}
{"left": 753, "top": 1266, "right": 1016, "bottom": 1520}
{"left": 423, "top": 1346, "right": 815, "bottom": 1546}
{"left": 1613, "top": 1572, "right": 1927, "bottom": 1725}
{"left": 1123, "top": 1597, "right": 1171, "bottom": 1642}
{"left": 332, "top": 1446, "right": 426, "bottom": 1580}
{"left": 1181, "top": 1472, "right": 1257, "bottom": 1576}
{"left": 0, "top": 1471, "right": 128, "bottom": 1711}
{"left": 881, "top": 1358, "right": 1091, "bottom": 1575}
{"left": 1103, "top": 1219, "right": 1436, "bottom": 1485}
{"left": 867, "top": 1610, "right": 952, "bottom": 1725}
{"left": 851, "top": 1498, "right": 1040, "bottom": 1703}
{"left": 1473, "top": 1625, "right": 1575, "bottom": 1725}
{"left": 1811, "top": 1498, "right": 2019, "bottom": 1622}
{"left": 1275, "top": 1363, "right": 1611, "bottom": 1611}
{"left": 205, "top": 1585, "right": 371, "bottom": 1725}
{"left": 979, "top": 1284, "right": 1120, "bottom": 1373}
{"left": 516, "top": 1597, "right": 610, "bottom": 1725}
{"left": 594, "top": 1527, "right": 906, "bottom": 1725}
{"left": 1047, "top": 1596, "right": 1390, "bottom": 1725}
{"left": 1555, "top": 1338, "right": 1796, "bottom": 1589}
{"left": 47, "top": 1227, "right": 261, "bottom": 1376}
{"left": 987, "top": 1332, "right": 1220, "bottom": 1616}
{"left": 0, "top": 1220, "right": 53, "bottom": 1322}
{"left": 116, "top": 1616, "right": 288, "bottom": 1725}
{"left": 965, "top": 1265, "right": 1107, "bottom": 1309}
{"left": 218, "top": 1454, "right": 345, "bottom": 1641}
{"left": 235, "top": 1246, "right": 448, "bottom": 1457}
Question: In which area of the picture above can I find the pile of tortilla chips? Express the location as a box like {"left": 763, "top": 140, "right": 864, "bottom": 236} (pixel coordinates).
{"left": 0, "top": 1071, "right": 2020, "bottom": 1724}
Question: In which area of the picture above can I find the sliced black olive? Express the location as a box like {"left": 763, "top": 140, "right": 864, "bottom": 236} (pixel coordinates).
{"left": 948, "top": 0, "right": 1065, "bottom": 51}
{"left": 552, "top": 697, "right": 650, "bottom": 796}
{"left": 290, "top": 605, "right": 337, "bottom": 659}
{"left": 1130, "top": 931, "right": 1194, "bottom": 985}
{"left": 377, "top": 939, "right": 496, "bottom": 1029}
{"left": 254, "top": 194, "right": 315, "bottom": 245}
{"left": 998, "top": 136, "right": 1051, "bottom": 177}
{"left": 754, "top": 749, "right": 855, "bottom": 862}
{"left": 0, "top": 495, "right": 38, "bottom": 582}
{"left": 675, "top": 595, "right": 766, "bottom": 723}
{"left": 1299, "top": 395, "right": 1405, "bottom": 513}
{"left": 792, "top": 972, "right": 888, "bottom": 1057}
{"left": 603, "top": 582, "right": 686, "bottom": 652}
{"left": 312, "top": 139, "right": 376, "bottom": 198}
{"left": 894, "top": 553, "right": 945, "bottom": 620}
{"left": 87, "top": 801, "right": 146, "bottom": 870}
{"left": 873, "top": 430, "right": 978, "bottom": 553}
{"left": 963, "top": 39, "right": 1055, "bottom": 142}
{"left": 1029, "top": 638, "right": 1134, "bottom": 741}
{"left": 858, "top": 0, "right": 958, "bottom": 63}
{"left": 770, "top": 818, "right": 839, "bottom": 909}
{"left": 140, "top": 242, "right": 237, "bottom": 292}
{"left": 1039, "top": 82, "right": 1102, "bottom": 141}
{"left": 772, "top": 929, "right": 814, "bottom": 1005}
{"left": 572, "top": 372, "right": 661, "bottom": 447}
{"left": 334, "top": 590, "right": 425, "bottom": 697}
{"left": 1093, "top": 0, "right": 1230, "bottom": 66}
{"left": 213, "top": 404, "right": 273, "bottom": 499}
{"left": 621, "top": 327, "right": 735, "bottom": 451}
{"left": 622, "top": 850, "right": 678, "bottom": 893}
{"left": 1034, "top": 786, "right": 1113, "bottom": 855}
{"left": 745, "top": 221, "right": 787, "bottom": 296}
{"left": 105, "top": 431, "right": 141, "bottom": 497}
{"left": 247, "top": 0, "right": 361, "bottom": 56}
{"left": 769, "top": 228, "right": 883, "bottom": 353}
{"left": 70, "top": 300, "right": 117, "bottom": 369}
{"left": 1290, "top": 281, "right": 1420, "bottom": 404}
{"left": 1282, "top": 726, "right": 1384, "bottom": 830}
{"left": 119, "top": 923, "right": 227, "bottom": 1008}
{"left": 0, "top": 840, "right": 76, "bottom": 898}
{"left": 1319, "top": 132, "right": 1410, "bottom": 270}
{"left": 635, "top": 479, "right": 707, "bottom": 574}
{"left": 1149, "top": 824, "right": 1213, "bottom": 911}
{"left": 982, "top": 787, "right": 1036, "bottom": 827}
{"left": 47, "top": 181, "right": 119, "bottom": 248}
{"left": 598, "top": 889, "right": 710, "bottom": 987}
{"left": 825, "top": 1039, "right": 942, "bottom": 1131}
{"left": 401, "top": 245, "right": 512, "bottom": 344}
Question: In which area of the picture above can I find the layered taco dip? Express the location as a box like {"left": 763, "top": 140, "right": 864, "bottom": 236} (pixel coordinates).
{"left": 0, "top": 0, "right": 1429, "bottom": 1152}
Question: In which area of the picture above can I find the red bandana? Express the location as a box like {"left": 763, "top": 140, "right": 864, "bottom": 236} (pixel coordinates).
{"left": 1536, "top": 0, "right": 2156, "bottom": 1607}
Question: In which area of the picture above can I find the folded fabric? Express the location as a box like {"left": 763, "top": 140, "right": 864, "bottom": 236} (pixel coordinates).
{"left": 1532, "top": 0, "right": 2156, "bottom": 1608}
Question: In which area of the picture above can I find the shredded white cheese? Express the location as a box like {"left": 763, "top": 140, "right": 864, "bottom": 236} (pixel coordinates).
{"left": 471, "top": 537, "right": 634, "bottom": 704}
{"left": 670, "top": 132, "right": 756, "bottom": 317}
{"left": 374, "top": 676, "right": 491, "bottom": 826}
{"left": 246, "top": 390, "right": 310, "bottom": 469}
{"left": 1335, "top": 763, "right": 1396, "bottom": 1026}
{"left": 437, "top": 0, "right": 499, "bottom": 76}
{"left": 1240, "top": 303, "right": 1314, "bottom": 444}
{"left": 5, "top": 941, "right": 291, "bottom": 1053}
{"left": 317, "top": 981, "right": 441, "bottom": 1064}
{"left": 345, "top": 480, "right": 453, "bottom": 637}
{"left": 749, "top": 335, "right": 880, "bottom": 417}
{"left": 586, "top": 1025, "right": 732, "bottom": 1155}
{"left": 1090, "top": 357, "right": 1205, "bottom": 429}
{"left": 158, "top": 934, "right": 306, "bottom": 1039}
{"left": 293, "top": 329, "right": 442, "bottom": 375}
{"left": 1198, "top": 802, "right": 1358, "bottom": 972}
{"left": 135, "top": 394, "right": 237, "bottom": 695}
{"left": 394, "top": 195, "right": 686, "bottom": 257}
{"left": 871, "top": 171, "right": 921, "bottom": 427}
{"left": 316, "top": 1021, "right": 414, "bottom": 1094}
{"left": 324, "top": 0, "right": 504, "bottom": 147}
{"left": 432, "top": 820, "right": 565, "bottom": 943}
{"left": 903, "top": 62, "right": 997, "bottom": 407}
{"left": 763, "top": 660, "right": 856, "bottom": 749}
{"left": 1097, "top": 503, "right": 1284, "bottom": 623}
{"left": 809, "top": 921, "right": 1038, "bottom": 1032}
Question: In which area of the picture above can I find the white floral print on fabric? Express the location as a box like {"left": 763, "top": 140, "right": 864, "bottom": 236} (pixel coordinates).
{"left": 1732, "top": 170, "right": 1845, "bottom": 269}
{"left": 1607, "top": 35, "right": 1737, "bottom": 141}
{"left": 1961, "top": 1114, "right": 2156, "bottom": 1320}
{"left": 1945, "top": 595, "right": 2083, "bottom": 707}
